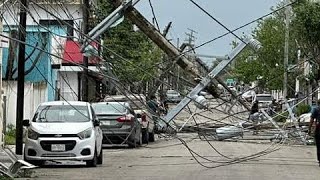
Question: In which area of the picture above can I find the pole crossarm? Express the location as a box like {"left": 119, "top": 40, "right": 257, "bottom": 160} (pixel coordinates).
{"left": 80, "top": 0, "right": 140, "bottom": 52}
{"left": 163, "top": 38, "right": 261, "bottom": 124}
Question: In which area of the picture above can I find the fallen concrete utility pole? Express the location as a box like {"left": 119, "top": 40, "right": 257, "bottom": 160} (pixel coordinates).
{"left": 112, "top": 0, "right": 220, "bottom": 97}
{"left": 261, "top": 109, "right": 287, "bottom": 137}
{"left": 164, "top": 37, "right": 261, "bottom": 124}
{"left": 0, "top": 147, "right": 36, "bottom": 178}
{"left": 194, "top": 57, "right": 251, "bottom": 111}
{"left": 285, "top": 100, "right": 306, "bottom": 145}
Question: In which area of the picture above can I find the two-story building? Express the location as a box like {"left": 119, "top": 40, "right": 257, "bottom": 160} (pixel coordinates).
{"left": 1, "top": 0, "right": 102, "bottom": 126}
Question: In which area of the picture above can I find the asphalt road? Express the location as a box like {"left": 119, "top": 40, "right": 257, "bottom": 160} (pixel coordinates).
{"left": 24, "top": 133, "right": 320, "bottom": 180}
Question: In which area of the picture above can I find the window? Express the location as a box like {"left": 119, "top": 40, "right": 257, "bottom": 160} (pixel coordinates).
{"left": 33, "top": 105, "right": 90, "bottom": 122}
{"left": 92, "top": 103, "right": 127, "bottom": 115}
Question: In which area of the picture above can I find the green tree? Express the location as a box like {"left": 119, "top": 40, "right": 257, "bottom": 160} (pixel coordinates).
{"left": 95, "top": 0, "right": 163, "bottom": 92}
{"left": 233, "top": 3, "right": 299, "bottom": 93}
{"left": 292, "top": 0, "right": 320, "bottom": 81}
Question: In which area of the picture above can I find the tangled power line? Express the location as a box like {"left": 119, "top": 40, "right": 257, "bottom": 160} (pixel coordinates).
{"left": 0, "top": 0, "right": 305, "bottom": 168}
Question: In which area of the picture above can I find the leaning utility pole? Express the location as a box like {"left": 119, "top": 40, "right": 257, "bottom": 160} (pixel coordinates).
{"left": 185, "top": 28, "right": 197, "bottom": 53}
{"left": 112, "top": 0, "right": 222, "bottom": 97}
{"left": 16, "top": 0, "right": 28, "bottom": 155}
{"left": 82, "top": 0, "right": 90, "bottom": 101}
{"left": 87, "top": 0, "right": 250, "bottom": 107}
{"left": 283, "top": 0, "right": 291, "bottom": 99}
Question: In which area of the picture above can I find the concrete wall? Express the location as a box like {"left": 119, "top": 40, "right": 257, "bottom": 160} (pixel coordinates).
{"left": 58, "top": 71, "right": 79, "bottom": 101}
{"left": 3, "top": 81, "right": 47, "bottom": 127}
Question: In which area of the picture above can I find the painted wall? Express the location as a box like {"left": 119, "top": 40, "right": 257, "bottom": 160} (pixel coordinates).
{"left": 3, "top": 81, "right": 47, "bottom": 126}
{"left": 1, "top": 3, "right": 83, "bottom": 128}
{"left": 1, "top": 27, "right": 60, "bottom": 101}
{"left": 2, "top": 3, "right": 82, "bottom": 39}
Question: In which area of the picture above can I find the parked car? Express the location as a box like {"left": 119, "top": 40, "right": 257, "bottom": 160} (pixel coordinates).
{"left": 166, "top": 89, "right": 182, "bottom": 103}
{"left": 23, "top": 101, "right": 103, "bottom": 167}
{"left": 92, "top": 101, "right": 142, "bottom": 147}
{"left": 254, "top": 94, "right": 274, "bottom": 108}
{"left": 104, "top": 95, "right": 155, "bottom": 144}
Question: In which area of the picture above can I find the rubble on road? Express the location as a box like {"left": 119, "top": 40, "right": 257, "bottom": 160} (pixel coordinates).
{"left": 0, "top": 145, "right": 37, "bottom": 178}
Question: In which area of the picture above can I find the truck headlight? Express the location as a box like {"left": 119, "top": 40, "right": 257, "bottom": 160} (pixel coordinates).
{"left": 77, "top": 128, "right": 92, "bottom": 140}
{"left": 28, "top": 128, "right": 39, "bottom": 140}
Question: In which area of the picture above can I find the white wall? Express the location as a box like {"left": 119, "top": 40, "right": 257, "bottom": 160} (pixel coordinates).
{"left": 58, "top": 71, "right": 79, "bottom": 101}
{"left": 3, "top": 81, "right": 47, "bottom": 127}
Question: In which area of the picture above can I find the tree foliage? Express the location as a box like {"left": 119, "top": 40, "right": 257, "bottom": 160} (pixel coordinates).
{"left": 232, "top": 0, "right": 320, "bottom": 93}
{"left": 292, "top": 0, "right": 320, "bottom": 65}
{"left": 95, "top": 0, "right": 163, "bottom": 85}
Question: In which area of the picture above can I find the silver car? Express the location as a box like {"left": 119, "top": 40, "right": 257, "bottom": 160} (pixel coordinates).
{"left": 104, "top": 95, "right": 155, "bottom": 144}
{"left": 92, "top": 102, "right": 142, "bottom": 148}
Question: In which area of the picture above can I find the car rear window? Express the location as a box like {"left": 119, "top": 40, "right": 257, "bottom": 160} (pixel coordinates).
{"left": 33, "top": 105, "right": 90, "bottom": 122}
{"left": 104, "top": 96, "right": 146, "bottom": 110}
{"left": 92, "top": 103, "right": 127, "bottom": 115}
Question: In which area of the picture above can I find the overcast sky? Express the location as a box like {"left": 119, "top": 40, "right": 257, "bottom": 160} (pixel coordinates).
{"left": 136, "top": 0, "right": 281, "bottom": 58}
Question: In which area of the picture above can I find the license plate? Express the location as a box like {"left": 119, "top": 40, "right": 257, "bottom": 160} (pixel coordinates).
{"left": 51, "top": 144, "right": 65, "bottom": 152}
{"left": 102, "top": 121, "right": 111, "bottom": 125}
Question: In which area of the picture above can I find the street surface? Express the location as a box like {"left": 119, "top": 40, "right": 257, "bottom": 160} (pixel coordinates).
{"left": 24, "top": 133, "right": 320, "bottom": 180}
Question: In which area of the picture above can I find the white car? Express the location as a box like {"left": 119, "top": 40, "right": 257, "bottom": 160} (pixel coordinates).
{"left": 23, "top": 101, "right": 103, "bottom": 167}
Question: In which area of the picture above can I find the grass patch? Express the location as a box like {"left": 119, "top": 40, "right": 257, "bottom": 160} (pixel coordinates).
{"left": 4, "top": 124, "right": 16, "bottom": 145}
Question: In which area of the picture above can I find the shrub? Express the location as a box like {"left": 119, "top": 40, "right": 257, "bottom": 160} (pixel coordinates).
{"left": 296, "top": 104, "right": 311, "bottom": 117}
{"left": 5, "top": 124, "right": 16, "bottom": 145}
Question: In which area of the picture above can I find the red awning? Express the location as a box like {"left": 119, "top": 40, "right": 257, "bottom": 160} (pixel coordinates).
{"left": 62, "top": 40, "right": 100, "bottom": 65}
